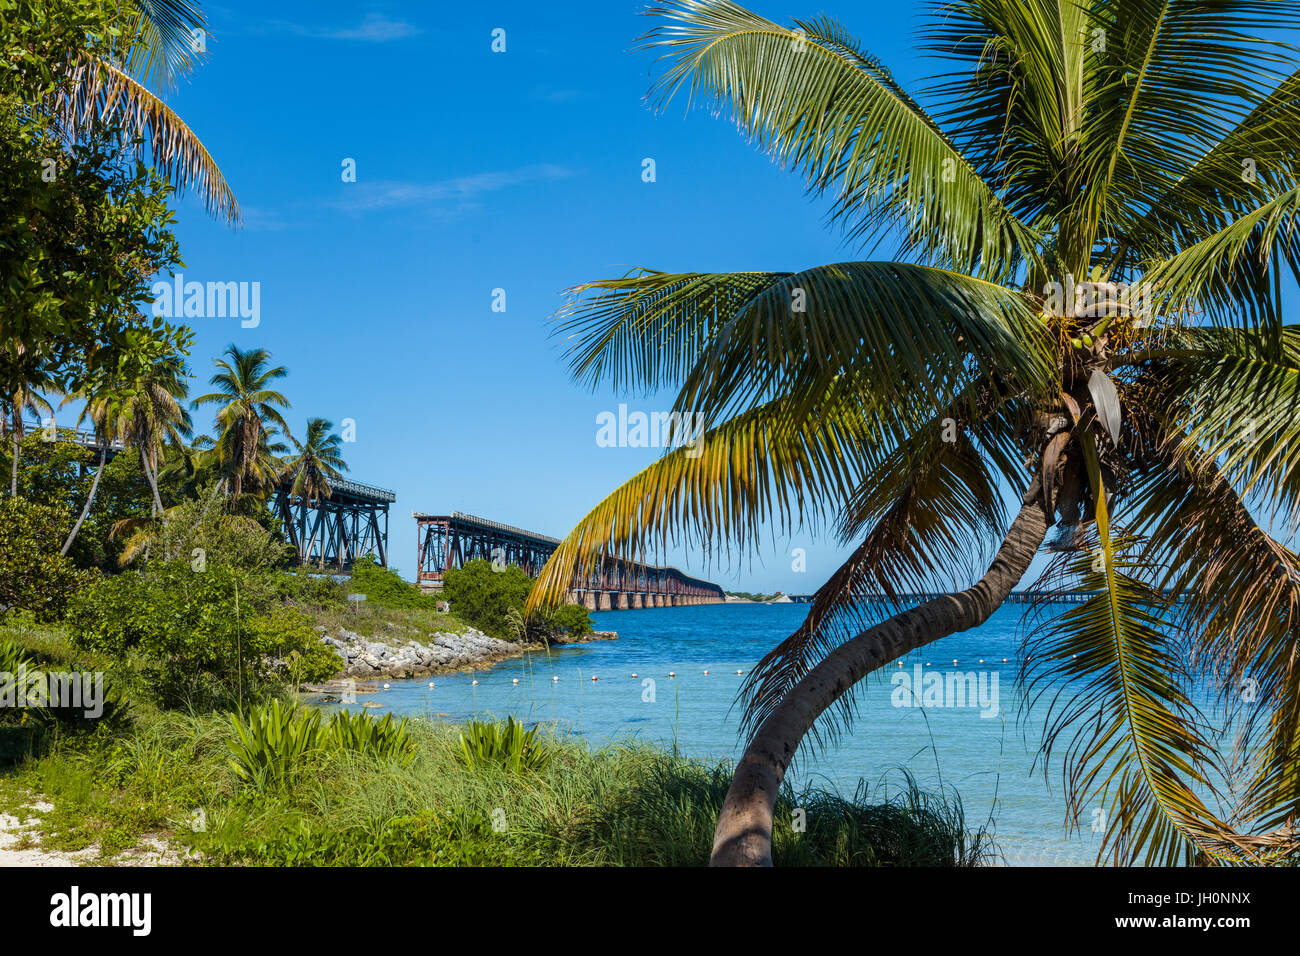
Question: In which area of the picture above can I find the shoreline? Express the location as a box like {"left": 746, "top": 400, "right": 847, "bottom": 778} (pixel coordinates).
{"left": 311, "top": 626, "right": 619, "bottom": 684}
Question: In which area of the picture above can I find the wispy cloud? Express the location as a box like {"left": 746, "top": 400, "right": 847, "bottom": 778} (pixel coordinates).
{"left": 309, "top": 12, "right": 420, "bottom": 42}
{"left": 234, "top": 11, "right": 421, "bottom": 43}
{"left": 329, "top": 164, "right": 576, "bottom": 214}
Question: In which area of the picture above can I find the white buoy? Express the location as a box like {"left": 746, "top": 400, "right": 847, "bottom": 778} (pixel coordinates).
{"left": 631, "top": 673, "right": 638, "bottom": 678}
{"left": 737, "top": 669, "right": 744, "bottom": 675}
{"left": 669, "top": 671, "right": 676, "bottom": 678}
{"left": 472, "top": 679, "right": 479, "bottom": 685}
{"left": 512, "top": 678, "right": 519, "bottom": 684}
{"left": 591, "top": 675, "right": 598, "bottom": 681}
{"left": 552, "top": 676, "right": 559, "bottom": 682}
{"left": 703, "top": 670, "right": 709, "bottom": 675}
{"left": 428, "top": 682, "right": 435, "bottom": 688}
{"left": 383, "top": 683, "right": 390, "bottom": 689}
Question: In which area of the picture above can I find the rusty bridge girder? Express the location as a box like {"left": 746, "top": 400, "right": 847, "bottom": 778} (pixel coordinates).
{"left": 414, "top": 510, "right": 724, "bottom": 610}
{"left": 274, "top": 478, "right": 394, "bottom": 571}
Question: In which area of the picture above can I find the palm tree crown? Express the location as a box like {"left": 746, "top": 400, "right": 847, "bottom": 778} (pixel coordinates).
{"left": 192, "top": 345, "right": 292, "bottom": 500}
{"left": 527, "top": 0, "right": 1300, "bottom": 866}
{"left": 285, "top": 418, "right": 349, "bottom": 507}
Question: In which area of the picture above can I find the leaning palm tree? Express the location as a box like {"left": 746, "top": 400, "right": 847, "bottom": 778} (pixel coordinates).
{"left": 84, "top": 351, "right": 192, "bottom": 517}
{"left": 58, "top": 380, "right": 122, "bottom": 556}
{"left": 527, "top": 0, "right": 1300, "bottom": 866}
{"left": 192, "top": 346, "right": 292, "bottom": 500}
{"left": 46, "top": 0, "right": 239, "bottom": 221}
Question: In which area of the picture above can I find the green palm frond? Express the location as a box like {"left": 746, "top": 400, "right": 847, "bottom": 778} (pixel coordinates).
{"left": 1150, "top": 326, "right": 1300, "bottom": 516}
{"left": 737, "top": 419, "right": 1009, "bottom": 747}
{"left": 557, "top": 269, "right": 787, "bottom": 393}
{"left": 1138, "top": 186, "right": 1300, "bottom": 333}
{"left": 669, "top": 262, "right": 1054, "bottom": 419}
{"left": 525, "top": 384, "right": 889, "bottom": 609}
{"left": 117, "top": 0, "right": 208, "bottom": 92}
{"left": 55, "top": 54, "right": 239, "bottom": 223}
{"left": 641, "top": 1, "right": 1041, "bottom": 279}
{"left": 1119, "top": 67, "right": 1300, "bottom": 273}
{"left": 1126, "top": 432, "right": 1300, "bottom": 840}
{"left": 1024, "top": 433, "right": 1271, "bottom": 865}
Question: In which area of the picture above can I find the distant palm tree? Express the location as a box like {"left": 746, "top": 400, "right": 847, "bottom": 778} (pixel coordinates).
{"left": 58, "top": 380, "right": 122, "bottom": 556}
{"left": 85, "top": 352, "right": 192, "bottom": 516}
{"left": 529, "top": 0, "right": 1300, "bottom": 866}
{"left": 283, "top": 418, "right": 349, "bottom": 566}
{"left": 46, "top": 0, "right": 239, "bottom": 221}
{"left": 1, "top": 371, "right": 54, "bottom": 497}
{"left": 192, "top": 346, "right": 292, "bottom": 500}
{"left": 286, "top": 418, "right": 348, "bottom": 505}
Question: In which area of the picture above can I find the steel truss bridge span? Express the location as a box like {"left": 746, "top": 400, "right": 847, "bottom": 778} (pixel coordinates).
{"left": 414, "top": 510, "right": 724, "bottom": 610}
{"left": 275, "top": 479, "right": 394, "bottom": 570}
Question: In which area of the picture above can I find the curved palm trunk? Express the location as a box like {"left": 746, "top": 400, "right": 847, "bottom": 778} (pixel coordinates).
{"left": 10, "top": 431, "right": 18, "bottom": 497}
{"left": 710, "top": 488, "right": 1050, "bottom": 867}
{"left": 61, "top": 443, "right": 108, "bottom": 555}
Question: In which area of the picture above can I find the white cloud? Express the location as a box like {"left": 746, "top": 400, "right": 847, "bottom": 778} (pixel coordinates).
{"left": 330, "top": 164, "right": 576, "bottom": 213}
{"left": 313, "top": 12, "right": 420, "bottom": 42}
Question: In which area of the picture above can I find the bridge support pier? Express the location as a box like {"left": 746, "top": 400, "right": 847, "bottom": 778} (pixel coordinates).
{"left": 583, "top": 592, "right": 597, "bottom": 611}
{"left": 598, "top": 592, "right": 612, "bottom": 611}
{"left": 616, "top": 593, "right": 629, "bottom": 610}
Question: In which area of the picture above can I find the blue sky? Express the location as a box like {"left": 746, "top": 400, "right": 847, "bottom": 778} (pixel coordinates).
{"left": 155, "top": 0, "right": 928, "bottom": 592}
{"left": 142, "top": 1, "right": 1296, "bottom": 592}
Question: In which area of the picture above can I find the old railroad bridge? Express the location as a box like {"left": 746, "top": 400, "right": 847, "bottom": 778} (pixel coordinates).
{"left": 414, "top": 511, "right": 725, "bottom": 609}
{"left": 43, "top": 421, "right": 722, "bottom": 608}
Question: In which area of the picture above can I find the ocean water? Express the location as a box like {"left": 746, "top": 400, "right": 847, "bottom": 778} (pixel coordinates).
{"left": 353, "top": 602, "right": 1103, "bottom": 865}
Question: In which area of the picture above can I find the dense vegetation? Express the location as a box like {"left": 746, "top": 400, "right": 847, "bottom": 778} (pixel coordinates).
{"left": 0, "top": 620, "right": 992, "bottom": 867}
{"left": 442, "top": 558, "right": 593, "bottom": 640}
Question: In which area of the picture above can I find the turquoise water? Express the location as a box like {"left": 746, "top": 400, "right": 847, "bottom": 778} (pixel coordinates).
{"left": 355, "top": 602, "right": 1102, "bottom": 865}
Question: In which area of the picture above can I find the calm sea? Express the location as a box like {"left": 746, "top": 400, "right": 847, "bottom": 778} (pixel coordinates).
{"left": 357, "top": 602, "right": 1102, "bottom": 865}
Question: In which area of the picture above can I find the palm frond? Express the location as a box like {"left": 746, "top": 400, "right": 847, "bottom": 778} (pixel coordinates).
{"left": 737, "top": 415, "right": 1009, "bottom": 748}
{"left": 1023, "top": 432, "right": 1270, "bottom": 864}
{"left": 54, "top": 54, "right": 239, "bottom": 222}
{"left": 525, "top": 383, "right": 891, "bottom": 610}
{"left": 641, "top": 1, "right": 1040, "bottom": 279}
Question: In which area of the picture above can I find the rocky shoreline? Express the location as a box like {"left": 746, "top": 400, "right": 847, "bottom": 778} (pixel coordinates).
{"left": 317, "top": 626, "right": 617, "bottom": 681}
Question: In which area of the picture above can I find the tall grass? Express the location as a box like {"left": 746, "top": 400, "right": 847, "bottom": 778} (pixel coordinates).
{"left": 0, "top": 620, "right": 996, "bottom": 866}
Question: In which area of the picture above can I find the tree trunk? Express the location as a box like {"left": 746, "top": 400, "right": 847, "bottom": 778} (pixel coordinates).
{"left": 61, "top": 443, "right": 107, "bottom": 555}
{"left": 10, "top": 430, "right": 18, "bottom": 497}
{"left": 143, "top": 453, "right": 164, "bottom": 517}
{"left": 710, "top": 487, "right": 1050, "bottom": 867}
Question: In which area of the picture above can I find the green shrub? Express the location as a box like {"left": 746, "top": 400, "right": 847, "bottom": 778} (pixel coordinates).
{"left": 69, "top": 561, "right": 335, "bottom": 707}
{"left": 441, "top": 559, "right": 533, "bottom": 638}
{"left": 457, "top": 716, "right": 551, "bottom": 773}
{"left": 228, "top": 699, "right": 323, "bottom": 790}
{"left": 547, "top": 602, "right": 594, "bottom": 636}
{"left": 0, "top": 498, "right": 93, "bottom": 623}
{"left": 229, "top": 702, "right": 418, "bottom": 790}
{"left": 324, "top": 710, "right": 416, "bottom": 765}
{"left": 347, "top": 556, "right": 430, "bottom": 609}
{"left": 444, "top": 558, "right": 592, "bottom": 640}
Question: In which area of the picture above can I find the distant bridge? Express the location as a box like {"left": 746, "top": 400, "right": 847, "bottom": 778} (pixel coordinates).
{"left": 785, "top": 590, "right": 1142, "bottom": 605}
{"left": 31, "top": 420, "right": 393, "bottom": 570}
{"left": 414, "top": 511, "right": 724, "bottom": 610}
